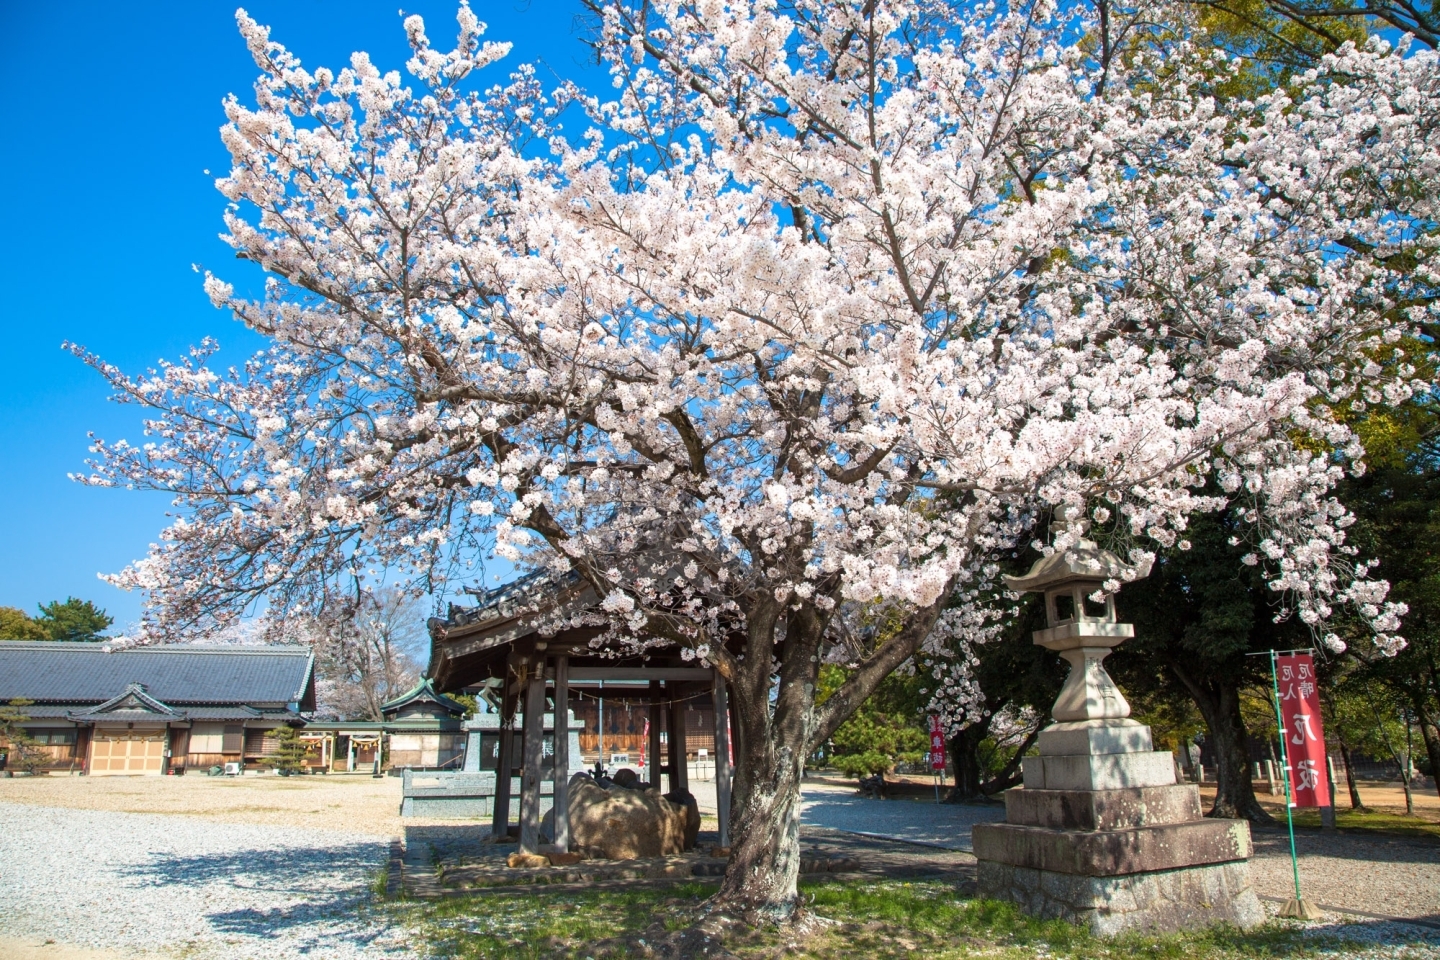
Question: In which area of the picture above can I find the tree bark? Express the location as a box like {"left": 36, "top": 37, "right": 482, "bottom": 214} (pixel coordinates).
{"left": 1337, "top": 737, "right": 1365, "bottom": 810}
{"left": 711, "top": 600, "right": 814, "bottom": 923}
{"left": 1411, "top": 698, "right": 1440, "bottom": 800}
{"left": 709, "top": 588, "right": 949, "bottom": 922}
{"left": 946, "top": 724, "right": 988, "bottom": 801}
{"left": 1170, "top": 663, "right": 1274, "bottom": 823}
{"left": 715, "top": 726, "right": 806, "bottom": 923}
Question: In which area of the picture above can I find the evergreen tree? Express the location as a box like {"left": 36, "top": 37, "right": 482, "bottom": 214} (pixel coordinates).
{"left": 271, "top": 725, "right": 309, "bottom": 775}
{"left": 0, "top": 699, "right": 50, "bottom": 774}
{"left": 35, "top": 598, "right": 113, "bottom": 642}
{"left": 817, "top": 667, "right": 928, "bottom": 778}
{"left": 0, "top": 608, "right": 49, "bottom": 641}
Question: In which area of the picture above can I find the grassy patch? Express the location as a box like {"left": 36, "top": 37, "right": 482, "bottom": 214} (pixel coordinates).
{"left": 389, "top": 878, "right": 1379, "bottom": 959}
{"left": 1281, "top": 807, "right": 1440, "bottom": 840}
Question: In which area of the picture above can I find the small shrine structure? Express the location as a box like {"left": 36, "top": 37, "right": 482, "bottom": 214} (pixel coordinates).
{"left": 427, "top": 568, "right": 734, "bottom": 855}
{"left": 973, "top": 510, "right": 1264, "bottom": 933}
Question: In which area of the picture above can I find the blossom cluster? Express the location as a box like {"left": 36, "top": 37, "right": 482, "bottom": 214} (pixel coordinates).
{"left": 73, "top": 1, "right": 1437, "bottom": 703}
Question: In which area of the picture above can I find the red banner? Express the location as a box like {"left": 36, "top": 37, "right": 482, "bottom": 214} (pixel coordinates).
{"left": 1275, "top": 653, "right": 1331, "bottom": 808}
{"left": 639, "top": 718, "right": 649, "bottom": 770}
{"left": 929, "top": 716, "right": 947, "bottom": 771}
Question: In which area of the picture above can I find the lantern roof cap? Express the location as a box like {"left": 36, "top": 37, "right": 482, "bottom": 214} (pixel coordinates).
{"left": 1003, "top": 539, "right": 1151, "bottom": 593}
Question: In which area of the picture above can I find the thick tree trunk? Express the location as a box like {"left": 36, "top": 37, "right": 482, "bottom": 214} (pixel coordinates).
{"left": 1171, "top": 663, "right": 1274, "bottom": 823}
{"left": 710, "top": 601, "right": 818, "bottom": 923}
{"left": 946, "top": 724, "right": 988, "bottom": 801}
{"left": 714, "top": 732, "right": 806, "bottom": 923}
{"left": 704, "top": 588, "right": 949, "bottom": 924}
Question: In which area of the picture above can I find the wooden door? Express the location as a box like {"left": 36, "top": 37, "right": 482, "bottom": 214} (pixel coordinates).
{"left": 88, "top": 727, "right": 166, "bottom": 775}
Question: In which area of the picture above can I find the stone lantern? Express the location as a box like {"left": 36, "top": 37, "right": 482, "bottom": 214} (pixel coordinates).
{"left": 971, "top": 507, "right": 1263, "bottom": 934}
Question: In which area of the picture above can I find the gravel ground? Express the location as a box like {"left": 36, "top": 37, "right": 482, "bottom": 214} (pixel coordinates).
{"left": 800, "top": 780, "right": 1005, "bottom": 850}
{"left": 0, "top": 802, "right": 415, "bottom": 960}
{"left": 0, "top": 772, "right": 418, "bottom": 838}
{"left": 4, "top": 775, "right": 1437, "bottom": 959}
{"left": 1251, "top": 825, "right": 1440, "bottom": 923}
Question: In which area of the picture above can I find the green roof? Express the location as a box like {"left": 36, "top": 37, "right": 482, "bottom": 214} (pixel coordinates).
{"left": 380, "top": 677, "right": 467, "bottom": 717}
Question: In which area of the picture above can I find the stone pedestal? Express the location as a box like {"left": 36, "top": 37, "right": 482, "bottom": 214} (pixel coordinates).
{"left": 982, "top": 517, "right": 1264, "bottom": 934}
{"left": 974, "top": 722, "right": 1264, "bottom": 934}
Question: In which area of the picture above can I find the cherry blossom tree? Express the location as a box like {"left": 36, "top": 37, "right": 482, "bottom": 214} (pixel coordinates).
{"left": 72, "top": 0, "right": 1438, "bottom": 922}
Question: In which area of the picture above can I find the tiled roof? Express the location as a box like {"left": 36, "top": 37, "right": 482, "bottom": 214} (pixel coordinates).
{"left": 70, "top": 682, "right": 180, "bottom": 720}
{"left": 0, "top": 643, "right": 315, "bottom": 707}
{"left": 381, "top": 678, "right": 466, "bottom": 717}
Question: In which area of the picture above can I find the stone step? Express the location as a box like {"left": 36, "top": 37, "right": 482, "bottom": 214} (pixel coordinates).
{"left": 977, "top": 860, "right": 1264, "bottom": 936}
{"left": 1037, "top": 719, "right": 1153, "bottom": 757}
{"left": 1022, "top": 750, "right": 1175, "bottom": 791}
{"left": 1004, "top": 784, "right": 1203, "bottom": 831}
{"left": 972, "top": 817, "right": 1251, "bottom": 877}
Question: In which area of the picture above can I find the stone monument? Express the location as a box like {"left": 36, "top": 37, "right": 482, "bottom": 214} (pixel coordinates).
{"left": 973, "top": 509, "right": 1264, "bottom": 934}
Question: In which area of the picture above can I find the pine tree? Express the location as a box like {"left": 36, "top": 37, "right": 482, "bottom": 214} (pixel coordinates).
{"left": 271, "top": 725, "right": 309, "bottom": 775}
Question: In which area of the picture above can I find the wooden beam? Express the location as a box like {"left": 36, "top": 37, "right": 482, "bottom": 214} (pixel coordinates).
{"left": 712, "top": 670, "right": 732, "bottom": 847}
{"left": 668, "top": 685, "right": 689, "bottom": 794}
{"left": 552, "top": 654, "right": 571, "bottom": 851}
{"left": 519, "top": 669, "right": 547, "bottom": 853}
{"left": 490, "top": 660, "right": 518, "bottom": 840}
{"left": 568, "top": 667, "right": 713, "bottom": 682}
{"left": 647, "top": 680, "right": 662, "bottom": 786}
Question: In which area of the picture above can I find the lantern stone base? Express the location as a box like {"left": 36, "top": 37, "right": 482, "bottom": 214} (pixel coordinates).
{"left": 975, "top": 858, "right": 1265, "bottom": 936}
{"left": 973, "top": 781, "right": 1263, "bottom": 934}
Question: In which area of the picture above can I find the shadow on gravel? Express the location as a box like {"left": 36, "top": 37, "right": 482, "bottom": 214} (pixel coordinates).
{"left": 799, "top": 791, "right": 1004, "bottom": 852}
{"left": 120, "top": 841, "right": 387, "bottom": 892}
{"left": 116, "top": 842, "right": 391, "bottom": 948}
{"left": 1250, "top": 825, "right": 1440, "bottom": 864}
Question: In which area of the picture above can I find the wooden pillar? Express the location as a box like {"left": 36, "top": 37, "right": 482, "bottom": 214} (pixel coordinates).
{"left": 553, "top": 654, "right": 571, "bottom": 851}
{"left": 712, "top": 670, "right": 732, "bottom": 847}
{"left": 519, "top": 664, "right": 547, "bottom": 853}
{"left": 490, "top": 666, "right": 518, "bottom": 839}
{"left": 668, "top": 685, "right": 689, "bottom": 793}
{"left": 647, "top": 680, "right": 662, "bottom": 786}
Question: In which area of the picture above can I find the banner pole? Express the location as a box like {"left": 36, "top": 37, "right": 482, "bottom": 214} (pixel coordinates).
{"left": 1269, "top": 651, "right": 1301, "bottom": 899}
{"left": 1267, "top": 649, "right": 1319, "bottom": 919}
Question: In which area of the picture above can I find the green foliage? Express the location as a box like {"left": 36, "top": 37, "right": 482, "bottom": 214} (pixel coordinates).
{"left": 271, "top": 724, "right": 310, "bottom": 774}
{"left": 0, "top": 699, "right": 50, "bottom": 774}
{"left": 819, "top": 665, "right": 928, "bottom": 777}
{"left": 35, "top": 597, "right": 113, "bottom": 642}
{"left": 0, "top": 607, "right": 50, "bottom": 640}
{"left": 448, "top": 692, "right": 481, "bottom": 719}
{"left": 1128, "top": 688, "right": 1207, "bottom": 758}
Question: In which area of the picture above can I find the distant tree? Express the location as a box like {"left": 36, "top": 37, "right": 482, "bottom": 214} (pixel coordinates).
{"left": 1112, "top": 503, "right": 1313, "bottom": 824}
{"left": 1334, "top": 461, "right": 1440, "bottom": 798}
{"left": 34, "top": 598, "right": 113, "bottom": 642}
{"left": 939, "top": 598, "right": 1062, "bottom": 801}
{"left": 0, "top": 608, "right": 49, "bottom": 641}
{"left": 818, "top": 666, "right": 928, "bottom": 779}
{"left": 270, "top": 725, "right": 310, "bottom": 775}
{"left": 0, "top": 699, "right": 50, "bottom": 774}
{"left": 308, "top": 588, "right": 426, "bottom": 721}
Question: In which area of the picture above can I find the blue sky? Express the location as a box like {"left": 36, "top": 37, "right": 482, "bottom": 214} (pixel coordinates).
{"left": 0, "top": 1, "right": 604, "bottom": 630}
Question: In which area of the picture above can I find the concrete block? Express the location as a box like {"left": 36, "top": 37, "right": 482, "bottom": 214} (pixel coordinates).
{"left": 972, "top": 818, "right": 1252, "bottom": 877}
{"left": 1038, "top": 719, "right": 1153, "bottom": 757}
{"left": 976, "top": 858, "right": 1264, "bottom": 935}
{"left": 1023, "top": 751, "right": 1176, "bottom": 791}
{"left": 1004, "top": 784, "right": 1203, "bottom": 831}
